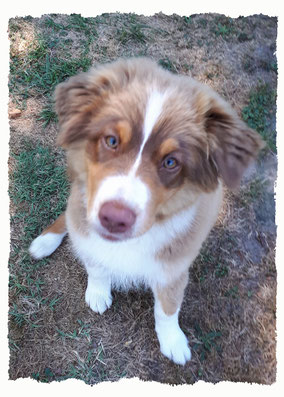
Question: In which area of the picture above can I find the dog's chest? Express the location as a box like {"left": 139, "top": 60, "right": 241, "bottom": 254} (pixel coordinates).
{"left": 66, "top": 205, "right": 197, "bottom": 288}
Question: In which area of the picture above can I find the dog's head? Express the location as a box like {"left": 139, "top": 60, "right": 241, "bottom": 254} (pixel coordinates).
{"left": 55, "top": 58, "right": 264, "bottom": 241}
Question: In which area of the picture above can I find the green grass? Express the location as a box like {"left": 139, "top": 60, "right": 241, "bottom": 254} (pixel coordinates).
{"left": 57, "top": 320, "right": 91, "bottom": 340}
{"left": 116, "top": 15, "right": 149, "bottom": 45}
{"left": 68, "top": 14, "right": 97, "bottom": 34}
{"left": 10, "top": 40, "right": 92, "bottom": 100}
{"left": 210, "top": 16, "right": 236, "bottom": 39}
{"left": 9, "top": 252, "right": 59, "bottom": 329}
{"left": 192, "top": 323, "right": 222, "bottom": 362}
{"left": 43, "top": 14, "right": 98, "bottom": 45}
{"left": 10, "top": 143, "right": 69, "bottom": 240}
{"left": 59, "top": 331, "right": 107, "bottom": 384}
{"left": 192, "top": 240, "right": 231, "bottom": 284}
{"left": 214, "top": 263, "right": 229, "bottom": 278}
{"left": 117, "top": 24, "right": 147, "bottom": 44}
{"left": 37, "top": 101, "right": 58, "bottom": 127}
{"left": 9, "top": 338, "right": 20, "bottom": 353}
{"left": 9, "top": 304, "right": 31, "bottom": 327}
{"left": 242, "top": 53, "right": 277, "bottom": 74}
{"left": 32, "top": 368, "right": 56, "bottom": 383}
{"left": 158, "top": 58, "right": 178, "bottom": 73}
{"left": 224, "top": 286, "right": 239, "bottom": 299}
{"left": 9, "top": 21, "right": 93, "bottom": 103}
{"left": 183, "top": 16, "right": 192, "bottom": 25}
{"left": 43, "top": 17, "right": 65, "bottom": 31}
{"left": 209, "top": 15, "right": 255, "bottom": 43}
{"left": 242, "top": 84, "right": 277, "bottom": 152}
{"left": 115, "top": 12, "right": 167, "bottom": 46}
{"left": 9, "top": 142, "right": 69, "bottom": 331}
{"left": 32, "top": 320, "right": 105, "bottom": 384}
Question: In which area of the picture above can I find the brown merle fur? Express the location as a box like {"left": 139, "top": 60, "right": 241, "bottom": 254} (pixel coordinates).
{"left": 55, "top": 58, "right": 263, "bottom": 199}
{"left": 39, "top": 57, "right": 264, "bottom": 318}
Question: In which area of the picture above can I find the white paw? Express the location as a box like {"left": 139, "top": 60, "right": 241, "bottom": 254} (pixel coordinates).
{"left": 157, "top": 326, "right": 192, "bottom": 365}
{"left": 85, "top": 283, "right": 112, "bottom": 314}
{"left": 29, "top": 232, "right": 66, "bottom": 259}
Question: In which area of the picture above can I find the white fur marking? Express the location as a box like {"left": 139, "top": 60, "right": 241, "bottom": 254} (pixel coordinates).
{"left": 130, "top": 90, "right": 168, "bottom": 175}
{"left": 154, "top": 298, "right": 191, "bottom": 365}
{"left": 92, "top": 174, "right": 149, "bottom": 214}
{"left": 89, "top": 173, "right": 150, "bottom": 231}
{"left": 29, "top": 232, "right": 67, "bottom": 259}
{"left": 85, "top": 273, "right": 112, "bottom": 314}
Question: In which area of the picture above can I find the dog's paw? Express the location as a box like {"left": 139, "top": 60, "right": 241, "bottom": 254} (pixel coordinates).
{"left": 157, "top": 326, "right": 191, "bottom": 365}
{"left": 29, "top": 232, "right": 66, "bottom": 259}
{"left": 85, "top": 283, "right": 112, "bottom": 314}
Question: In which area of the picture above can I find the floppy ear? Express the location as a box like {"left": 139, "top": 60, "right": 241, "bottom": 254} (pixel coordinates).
{"left": 196, "top": 89, "right": 265, "bottom": 189}
{"left": 55, "top": 67, "right": 116, "bottom": 148}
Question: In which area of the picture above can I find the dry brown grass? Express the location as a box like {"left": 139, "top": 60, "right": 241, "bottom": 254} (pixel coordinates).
{"left": 8, "top": 13, "right": 277, "bottom": 385}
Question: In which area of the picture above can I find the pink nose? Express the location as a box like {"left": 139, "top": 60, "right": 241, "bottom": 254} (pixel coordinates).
{"left": 99, "top": 201, "right": 136, "bottom": 233}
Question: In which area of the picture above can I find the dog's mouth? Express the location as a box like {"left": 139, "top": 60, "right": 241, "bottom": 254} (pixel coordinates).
{"left": 100, "top": 232, "right": 121, "bottom": 242}
{"left": 97, "top": 227, "right": 133, "bottom": 242}
{"left": 91, "top": 218, "right": 136, "bottom": 242}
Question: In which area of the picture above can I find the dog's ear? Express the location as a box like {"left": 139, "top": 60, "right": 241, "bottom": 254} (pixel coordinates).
{"left": 55, "top": 68, "right": 115, "bottom": 148}
{"left": 196, "top": 89, "right": 265, "bottom": 189}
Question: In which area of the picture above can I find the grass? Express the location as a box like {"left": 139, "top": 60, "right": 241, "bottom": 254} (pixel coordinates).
{"left": 214, "top": 263, "right": 229, "bottom": 278}
{"left": 43, "top": 14, "right": 98, "bottom": 43}
{"left": 43, "top": 17, "right": 65, "bottom": 31}
{"left": 117, "top": 23, "right": 148, "bottom": 45}
{"left": 210, "top": 16, "right": 236, "bottom": 39}
{"left": 239, "top": 177, "right": 269, "bottom": 207}
{"left": 66, "top": 348, "right": 107, "bottom": 384}
{"left": 37, "top": 101, "right": 58, "bottom": 127}
{"left": 9, "top": 142, "right": 69, "bottom": 240}
{"left": 32, "top": 367, "right": 56, "bottom": 383}
{"left": 191, "top": 233, "right": 234, "bottom": 284}
{"left": 9, "top": 142, "right": 69, "bottom": 334}
{"left": 116, "top": 14, "right": 151, "bottom": 45}
{"left": 31, "top": 320, "right": 110, "bottom": 384}
{"left": 9, "top": 16, "right": 94, "bottom": 103}
{"left": 68, "top": 13, "right": 97, "bottom": 36}
{"left": 158, "top": 58, "right": 178, "bottom": 73}
{"left": 192, "top": 324, "right": 222, "bottom": 363}
{"left": 224, "top": 286, "right": 239, "bottom": 299}
{"left": 10, "top": 39, "right": 92, "bottom": 99}
{"left": 39, "top": 326, "right": 108, "bottom": 384}
{"left": 242, "top": 84, "right": 277, "bottom": 152}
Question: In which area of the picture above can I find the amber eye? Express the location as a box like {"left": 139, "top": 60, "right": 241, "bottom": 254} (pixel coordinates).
{"left": 163, "top": 156, "right": 178, "bottom": 170}
{"left": 105, "top": 135, "right": 119, "bottom": 149}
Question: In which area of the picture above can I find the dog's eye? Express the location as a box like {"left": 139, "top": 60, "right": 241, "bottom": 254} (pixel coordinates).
{"left": 163, "top": 156, "right": 179, "bottom": 170}
{"left": 105, "top": 135, "right": 119, "bottom": 149}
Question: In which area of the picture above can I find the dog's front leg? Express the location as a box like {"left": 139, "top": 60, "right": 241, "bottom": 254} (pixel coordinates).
{"left": 152, "top": 273, "right": 191, "bottom": 365}
{"left": 84, "top": 265, "right": 112, "bottom": 315}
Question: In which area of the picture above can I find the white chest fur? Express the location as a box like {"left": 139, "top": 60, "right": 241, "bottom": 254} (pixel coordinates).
{"left": 66, "top": 204, "right": 197, "bottom": 290}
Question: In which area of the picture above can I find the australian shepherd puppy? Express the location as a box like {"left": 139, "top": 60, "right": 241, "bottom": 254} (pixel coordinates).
{"left": 29, "top": 58, "right": 263, "bottom": 365}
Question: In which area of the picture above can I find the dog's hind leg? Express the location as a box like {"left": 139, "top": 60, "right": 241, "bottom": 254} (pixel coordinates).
{"left": 29, "top": 213, "right": 67, "bottom": 259}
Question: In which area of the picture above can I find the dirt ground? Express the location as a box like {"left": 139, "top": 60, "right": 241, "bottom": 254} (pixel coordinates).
{"left": 8, "top": 13, "right": 277, "bottom": 385}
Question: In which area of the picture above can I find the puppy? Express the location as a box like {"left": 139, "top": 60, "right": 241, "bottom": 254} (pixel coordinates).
{"left": 29, "top": 58, "right": 263, "bottom": 365}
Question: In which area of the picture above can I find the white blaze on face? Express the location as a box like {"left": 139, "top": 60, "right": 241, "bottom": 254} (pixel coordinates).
{"left": 129, "top": 90, "right": 168, "bottom": 176}
{"left": 90, "top": 89, "right": 167, "bottom": 231}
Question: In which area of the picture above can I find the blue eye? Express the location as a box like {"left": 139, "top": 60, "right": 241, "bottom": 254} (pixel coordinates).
{"left": 105, "top": 135, "right": 119, "bottom": 149}
{"left": 163, "top": 157, "right": 178, "bottom": 169}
